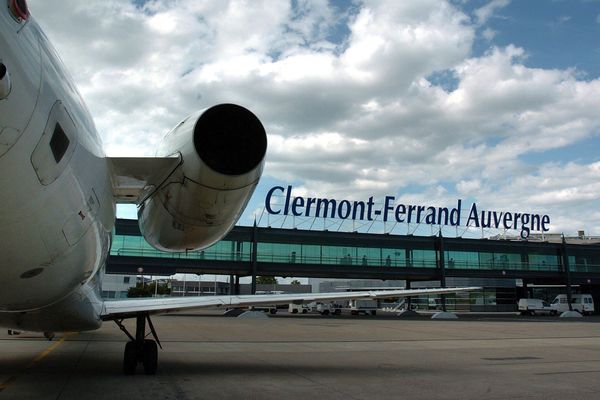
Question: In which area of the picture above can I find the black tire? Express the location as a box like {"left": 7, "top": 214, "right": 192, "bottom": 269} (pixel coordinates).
{"left": 142, "top": 339, "right": 158, "bottom": 375}
{"left": 292, "top": 309, "right": 298, "bottom": 314}
{"left": 370, "top": 310, "right": 377, "bottom": 316}
{"left": 269, "top": 309, "right": 277, "bottom": 315}
{"left": 123, "top": 341, "right": 137, "bottom": 375}
{"left": 530, "top": 310, "right": 535, "bottom": 316}
{"left": 302, "top": 309, "right": 307, "bottom": 314}
{"left": 322, "top": 309, "right": 330, "bottom": 316}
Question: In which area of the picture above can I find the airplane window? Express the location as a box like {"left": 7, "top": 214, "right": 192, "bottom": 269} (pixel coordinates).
{"left": 49, "top": 123, "right": 70, "bottom": 163}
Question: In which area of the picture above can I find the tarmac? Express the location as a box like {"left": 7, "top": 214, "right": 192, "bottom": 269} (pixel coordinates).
{"left": 1, "top": 310, "right": 600, "bottom": 400}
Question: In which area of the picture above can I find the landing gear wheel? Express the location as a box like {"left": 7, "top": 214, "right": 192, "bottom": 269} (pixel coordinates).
{"left": 116, "top": 315, "right": 162, "bottom": 376}
{"left": 142, "top": 339, "right": 158, "bottom": 375}
{"left": 123, "top": 341, "right": 137, "bottom": 375}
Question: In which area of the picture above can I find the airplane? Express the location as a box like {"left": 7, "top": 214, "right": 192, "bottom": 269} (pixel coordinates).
{"left": 0, "top": 1, "right": 480, "bottom": 375}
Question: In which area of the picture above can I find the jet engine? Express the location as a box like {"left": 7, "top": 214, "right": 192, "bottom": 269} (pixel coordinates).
{"left": 138, "top": 104, "right": 267, "bottom": 251}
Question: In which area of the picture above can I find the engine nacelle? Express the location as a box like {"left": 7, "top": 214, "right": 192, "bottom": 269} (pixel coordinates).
{"left": 138, "top": 104, "right": 267, "bottom": 251}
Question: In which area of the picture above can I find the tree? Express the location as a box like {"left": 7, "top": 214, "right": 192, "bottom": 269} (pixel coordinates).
{"left": 127, "top": 282, "right": 171, "bottom": 298}
{"left": 290, "top": 280, "right": 301, "bottom": 285}
{"left": 256, "top": 276, "right": 278, "bottom": 285}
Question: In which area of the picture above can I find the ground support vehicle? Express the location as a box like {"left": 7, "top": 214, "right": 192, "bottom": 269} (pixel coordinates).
{"left": 518, "top": 299, "right": 557, "bottom": 316}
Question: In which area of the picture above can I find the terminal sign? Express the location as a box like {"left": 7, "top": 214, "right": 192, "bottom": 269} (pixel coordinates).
{"left": 264, "top": 185, "right": 550, "bottom": 239}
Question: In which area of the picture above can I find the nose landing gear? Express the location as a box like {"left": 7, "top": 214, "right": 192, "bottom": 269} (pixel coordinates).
{"left": 114, "top": 313, "right": 161, "bottom": 375}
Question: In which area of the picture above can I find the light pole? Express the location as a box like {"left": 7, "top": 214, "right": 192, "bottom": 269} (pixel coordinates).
{"left": 137, "top": 267, "right": 143, "bottom": 289}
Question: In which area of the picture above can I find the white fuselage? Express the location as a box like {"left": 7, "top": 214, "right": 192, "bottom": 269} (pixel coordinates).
{"left": 0, "top": 11, "right": 115, "bottom": 330}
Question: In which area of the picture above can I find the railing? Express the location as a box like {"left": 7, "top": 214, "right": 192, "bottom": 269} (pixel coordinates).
{"left": 445, "top": 259, "right": 562, "bottom": 272}
{"left": 112, "top": 247, "right": 252, "bottom": 262}
{"left": 111, "top": 246, "right": 600, "bottom": 273}
{"left": 571, "top": 263, "right": 600, "bottom": 273}
{"left": 256, "top": 253, "right": 429, "bottom": 268}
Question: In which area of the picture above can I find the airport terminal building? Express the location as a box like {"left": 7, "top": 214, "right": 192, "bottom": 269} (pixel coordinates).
{"left": 107, "top": 218, "right": 600, "bottom": 312}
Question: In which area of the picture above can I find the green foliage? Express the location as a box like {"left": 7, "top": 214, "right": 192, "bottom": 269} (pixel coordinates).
{"left": 127, "top": 282, "right": 171, "bottom": 298}
{"left": 290, "top": 279, "right": 301, "bottom": 285}
{"left": 256, "top": 276, "right": 278, "bottom": 285}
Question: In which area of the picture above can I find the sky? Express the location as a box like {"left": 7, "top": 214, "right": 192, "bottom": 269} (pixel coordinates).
{"left": 28, "top": 0, "right": 600, "bottom": 238}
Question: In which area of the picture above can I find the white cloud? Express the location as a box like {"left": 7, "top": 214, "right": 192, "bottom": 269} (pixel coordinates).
{"left": 26, "top": 0, "right": 600, "bottom": 236}
{"left": 474, "top": 0, "right": 510, "bottom": 26}
{"left": 482, "top": 27, "right": 496, "bottom": 40}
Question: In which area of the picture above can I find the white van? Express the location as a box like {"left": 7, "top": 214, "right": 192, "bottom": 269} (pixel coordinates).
{"left": 551, "top": 294, "right": 595, "bottom": 315}
{"left": 518, "top": 298, "right": 557, "bottom": 316}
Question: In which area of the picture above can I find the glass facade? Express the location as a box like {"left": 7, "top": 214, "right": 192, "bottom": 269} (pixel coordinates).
{"left": 111, "top": 234, "right": 253, "bottom": 262}
{"left": 110, "top": 221, "right": 600, "bottom": 274}
{"left": 445, "top": 250, "right": 561, "bottom": 272}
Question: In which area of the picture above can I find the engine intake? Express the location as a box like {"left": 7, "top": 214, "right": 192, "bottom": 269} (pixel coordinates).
{"left": 194, "top": 104, "right": 267, "bottom": 176}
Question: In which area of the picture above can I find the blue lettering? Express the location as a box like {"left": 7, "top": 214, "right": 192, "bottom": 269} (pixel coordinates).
{"left": 541, "top": 215, "right": 550, "bottom": 232}
{"left": 395, "top": 204, "right": 406, "bottom": 222}
{"left": 503, "top": 212, "right": 513, "bottom": 230}
{"left": 338, "top": 200, "right": 352, "bottom": 219}
{"left": 437, "top": 207, "right": 449, "bottom": 225}
{"left": 407, "top": 205, "right": 416, "bottom": 223}
{"left": 316, "top": 198, "right": 337, "bottom": 218}
{"left": 265, "top": 186, "right": 284, "bottom": 215}
{"left": 352, "top": 201, "right": 365, "bottom": 220}
{"left": 425, "top": 207, "right": 436, "bottom": 224}
{"left": 450, "top": 200, "right": 461, "bottom": 226}
{"left": 531, "top": 214, "right": 541, "bottom": 231}
{"left": 366, "top": 197, "right": 375, "bottom": 221}
{"left": 264, "top": 188, "right": 551, "bottom": 235}
{"left": 492, "top": 211, "right": 503, "bottom": 228}
{"left": 466, "top": 203, "right": 480, "bottom": 227}
{"left": 291, "top": 196, "right": 305, "bottom": 216}
{"left": 383, "top": 196, "right": 395, "bottom": 222}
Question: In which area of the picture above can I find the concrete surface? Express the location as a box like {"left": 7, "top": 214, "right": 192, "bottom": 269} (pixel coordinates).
{"left": 1, "top": 311, "right": 600, "bottom": 400}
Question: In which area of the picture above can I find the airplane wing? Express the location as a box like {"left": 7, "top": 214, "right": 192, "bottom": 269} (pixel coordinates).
{"left": 107, "top": 156, "right": 182, "bottom": 204}
{"left": 101, "top": 287, "right": 480, "bottom": 320}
